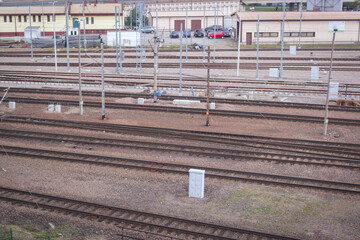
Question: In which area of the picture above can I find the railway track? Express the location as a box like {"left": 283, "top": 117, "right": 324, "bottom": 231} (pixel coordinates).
{"left": 2, "top": 116, "right": 360, "bottom": 159}
{"left": 1, "top": 128, "right": 359, "bottom": 169}
{"left": 0, "top": 187, "right": 298, "bottom": 240}
{"left": 0, "top": 145, "right": 360, "bottom": 194}
{"left": 1, "top": 70, "right": 360, "bottom": 96}
{"left": 2, "top": 75, "right": 360, "bottom": 96}
{"left": 1, "top": 47, "right": 360, "bottom": 54}
{"left": 5, "top": 97, "right": 360, "bottom": 126}
{"left": 1, "top": 62, "right": 359, "bottom": 71}
{"left": 3, "top": 87, "right": 360, "bottom": 112}
{"left": 1, "top": 53, "right": 360, "bottom": 62}
{"left": 1, "top": 145, "right": 359, "bottom": 194}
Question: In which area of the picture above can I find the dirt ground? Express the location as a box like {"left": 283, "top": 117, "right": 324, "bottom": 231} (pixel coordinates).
{"left": 0, "top": 101, "right": 359, "bottom": 240}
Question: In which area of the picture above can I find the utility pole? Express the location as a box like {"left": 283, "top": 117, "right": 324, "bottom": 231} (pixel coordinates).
{"left": 42, "top": 2, "right": 45, "bottom": 37}
{"left": 53, "top": 1, "right": 58, "bottom": 72}
{"left": 153, "top": 14, "right": 161, "bottom": 102}
{"left": 179, "top": 23, "right": 183, "bottom": 95}
{"left": 156, "top": 11, "right": 159, "bottom": 70}
{"left": 82, "top": 0, "right": 87, "bottom": 51}
{"left": 78, "top": 20, "right": 83, "bottom": 115}
{"left": 186, "top": 7, "right": 188, "bottom": 62}
{"left": 236, "top": 6, "right": 242, "bottom": 77}
{"left": 65, "top": 1, "right": 70, "bottom": 71}
{"left": 298, "top": 0, "right": 303, "bottom": 48}
{"left": 101, "top": 42, "right": 105, "bottom": 120}
{"left": 256, "top": 15, "right": 259, "bottom": 79}
{"left": 279, "top": 0, "right": 285, "bottom": 79}
{"left": 118, "top": 6, "right": 122, "bottom": 72}
{"left": 323, "top": 30, "right": 337, "bottom": 136}
{"left": 115, "top": 6, "right": 119, "bottom": 72}
{"left": 213, "top": 6, "right": 216, "bottom": 62}
{"left": 203, "top": 6, "right": 206, "bottom": 62}
{"left": 28, "top": 5, "right": 33, "bottom": 60}
{"left": 206, "top": 46, "right": 211, "bottom": 126}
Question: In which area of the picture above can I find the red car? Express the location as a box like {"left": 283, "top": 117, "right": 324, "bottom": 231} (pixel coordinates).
{"left": 207, "top": 31, "right": 225, "bottom": 39}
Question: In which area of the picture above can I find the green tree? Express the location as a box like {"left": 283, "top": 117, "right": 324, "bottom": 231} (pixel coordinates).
{"left": 124, "top": 7, "right": 149, "bottom": 29}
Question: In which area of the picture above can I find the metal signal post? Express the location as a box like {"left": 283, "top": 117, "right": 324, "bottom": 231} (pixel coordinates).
{"left": 206, "top": 46, "right": 211, "bottom": 126}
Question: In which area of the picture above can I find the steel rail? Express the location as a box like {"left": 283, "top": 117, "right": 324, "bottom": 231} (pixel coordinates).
{"left": 1, "top": 53, "right": 360, "bottom": 62}
{"left": 2, "top": 48, "right": 360, "bottom": 54}
{"left": 0, "top": 187, "right": 298, "bottom": 240}
{"left": 1, "top": 128, "right": 359, "bottom": 169}
{"left": 1, "top": 145, "right": 359, "bottom": 194}
{"left": 1, "top": 62, "right": 359, "bottom": 71}
{"left": 4, "top": 97, "right": 360, "bottom": 126}
{"left": 3, "top": 87, "right": 360, "bottom": 112}
{"left": 3, "top": 116, "right": 360, "bottom": 155}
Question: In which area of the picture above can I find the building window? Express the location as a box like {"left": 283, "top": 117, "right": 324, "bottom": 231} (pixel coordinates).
{"left": 38, "top": 15, "right": 41, "bottom": 22}
{"left": 254, "top": 32, "right": 278, "bottom": 38}
{"left": 52, "top": 15, "right": 56, "bottom": 22}
{"left": 18, "top": 15, "right": 22, "bottom": 22}
{"left": 33, "top": 15, "right": 36, "bottom": 22}
{"left": 91, "top": 17, "right": 94, "bottom": 24}
{"left": 47, "top": 15, "right": 50, "bottom": 22}
{"left": 4, "top": 16, "right": 7, "bottom": 23}
{"left": 24, "top": 15, "right": 27, "bottom": 22}
{"left": 9, "top": 16, "right": 12, "bottom": 22}
{"left": 86, "top": 17, "right": 89, "bottom": 24}
{"left": 285, "top": 32, "right": 315, "bottom": 37}
{"left": 306, "top": 32, "right": 315, "bottom": 37}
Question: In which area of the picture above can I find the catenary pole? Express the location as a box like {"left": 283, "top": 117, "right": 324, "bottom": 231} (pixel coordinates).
{"left": 236, "top": 6, "right": 242, "bottom": 77}
{"left": 153, "top": 21, "right": 158, "bottom": 102}
{"left": 206, "top": 46, "right": 211, "bottom": 126}
{"left": 119, "top": 6, "right": 122, "bottom": 72}
{"left": 186, "top": 7, "right": 188, "bottom": 62}
{"left": 279, "top": 0, "right": 285, "bottom": 79}
{"left": 203, "top": 6, "right": 206, "bottom": 62}
{"left": 179, "top": 23, "right": 183, "bottom": 95}
{"left": 42, "top": 2, "right": 45, "bottom": 37}
{"left": 115, "top": 6, "right": 119, "bottom": 72}
{"left": 78, "top": 20, "right": 83, "bottom": 115}
{"left": 101, "top": 42, "right": 105, "bottom": 120}
{"left": 156, "top": 11, "right": 159, "bottom": 70}
{"left": 298, "top": 0, "right": 303, "bottom": 48}
{"left": 53, "top": 1, "right": 58, "bottom": 71}
{"left": 65, "top": 1, "right": 70, "bottom": 71}
{"left": 28, "top": 5, "right": 33, "bottom": 60}
{"left": 256, "top": 15, "right": 259, "bottom": 79}
{"left": 213, "top": 6, "right": 216, "bottom": 62}
{"left": 83, "top": 0, "right": 86, "bottom": 51}
{"left": 323, "top": 30, "right": 337, "bottom": 136}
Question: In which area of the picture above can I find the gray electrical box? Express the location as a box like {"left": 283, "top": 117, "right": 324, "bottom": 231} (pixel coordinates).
{"left": 189, "top": 169, "right": 205, "bottom": 199}
{"left": 311, "top": 66, "right": 319, "bottom": 81}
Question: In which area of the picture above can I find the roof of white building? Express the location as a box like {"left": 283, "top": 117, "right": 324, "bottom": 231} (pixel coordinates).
{"left": 70, "top": 3, "right": 120, "bottom": 15}
{"left": 233, "top": 11, "right": 360, "bottom": 21}
{"left": 150, "top": 10, "right": 227, "bottom": 17}
{"left": 0, "top": 5, "right": 65, "bottom": 15}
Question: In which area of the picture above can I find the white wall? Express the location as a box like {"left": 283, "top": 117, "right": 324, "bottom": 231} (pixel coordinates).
{"left": 107, "top": 31, "right": 140, "bottom": 47}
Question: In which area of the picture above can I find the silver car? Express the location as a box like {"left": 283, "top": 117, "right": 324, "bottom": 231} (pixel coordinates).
{"left": 141, "top": 26, "right": 154, "bottom": 33}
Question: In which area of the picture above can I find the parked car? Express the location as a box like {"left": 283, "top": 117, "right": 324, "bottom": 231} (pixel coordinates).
{"left": 208, "top": 30, "right": 225, "bottom": 39}
{"left": 223, "top": 29, "right": 231, "bottom": 37}
{"left": 193, "top": 29, "right": 204, "bottom": 38}
{"left": 205, "top": 25, "right": 223, "bottom": 33}
{"left": 170, "top": 31, "right": 180, "bottom": 38}
{"left": 140, "top": 26, "right": 154, "bottom": 33}
{"left": 183, "top": 29, "right": 191, "bottom": 38}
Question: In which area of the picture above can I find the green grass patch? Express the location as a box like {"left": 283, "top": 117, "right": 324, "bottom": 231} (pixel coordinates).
{"left": 0, "top": 223, "right": 83, "bottom": 240}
